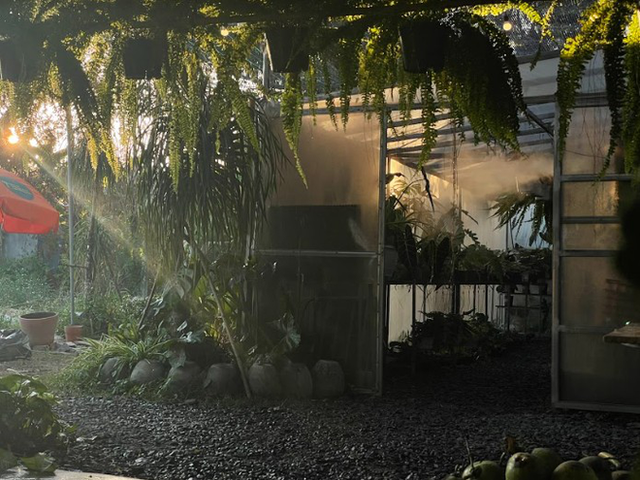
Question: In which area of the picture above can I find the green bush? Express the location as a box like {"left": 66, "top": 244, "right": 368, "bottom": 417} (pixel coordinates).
{"left": 58, "top": 293, "right": 146, "bottom": 337}
{"left": 0, "top": 257, "right": 65, "bottom": 323}
{"left": 0, "top": 374, "right": 68, "bottom": 464}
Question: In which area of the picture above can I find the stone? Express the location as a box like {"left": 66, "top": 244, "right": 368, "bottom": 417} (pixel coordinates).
{"left": 166, "top": 361, "right": 201, "bottom": 390}
{"left": 99, "top": 358, "right": 131, "bottom": 383}
{"left": 129, "top": 359, "right": 167, "bottom": 385}
{"left": 203, "top": 363, "right": 242, "bottom": 396}
{"left": 312, "top": 360, "right": 345, "bottom": 398}
{"left": 279, "top": 362, "right": 313, "bottom": 399}
{"left": 248, "top": 363, "right": 282, "bottom": 397}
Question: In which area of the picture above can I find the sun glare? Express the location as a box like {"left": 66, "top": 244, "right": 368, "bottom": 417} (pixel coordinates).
{"left": 7, "top": 127, "right": 20, "bottom": 145}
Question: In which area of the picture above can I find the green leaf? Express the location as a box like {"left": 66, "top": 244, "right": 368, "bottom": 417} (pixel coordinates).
{"left": 269, "top": 313, "right": 301, "bottom": 357}
{"left": 0, "top": 449, "right": 18, "bottom": 473}
{"left": 19, "top": 453, "right": 57, "bottom": 473}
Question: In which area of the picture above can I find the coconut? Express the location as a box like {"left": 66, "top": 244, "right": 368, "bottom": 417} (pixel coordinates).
{"left": 444, "top": 474, "right": 461, "bottom": 480}
{"left": 462, "top": 461, "right": 502, "bottom": 480}
{"left": 553, "top": 461, "right": 599, "bottom": 480}
{"left": 580, "top": 457, "right": 612, "bottom": 480}
{"left": 611, "top": 471, "right": 632, "bottom": 480}
{"left": 506, "top": 453, "right": 542, "bottom": 480}
{"left": 532, "top": 448, "right": 563, "bottom": 479}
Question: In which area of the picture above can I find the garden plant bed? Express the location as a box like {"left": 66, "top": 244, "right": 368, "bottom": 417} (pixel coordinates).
{"left": 55, "top": 339, "right": 640, "bottom": 480}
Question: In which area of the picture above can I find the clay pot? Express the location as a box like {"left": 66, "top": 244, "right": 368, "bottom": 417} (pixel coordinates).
{"left": 64, "top": 324, "right": 84, "bottom": 342}
{"left": 19, "top": 312, "right": 58, "bottom": 346}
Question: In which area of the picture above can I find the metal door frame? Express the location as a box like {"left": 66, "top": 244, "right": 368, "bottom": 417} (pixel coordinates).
{"left": 551, "top": 93, "right": 639, "bottom": 413}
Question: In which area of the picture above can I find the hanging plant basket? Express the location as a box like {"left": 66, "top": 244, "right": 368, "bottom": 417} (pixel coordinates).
{"left": 399, "top": 19, "right": 449, "bottom": 73}
{"left": 0, "top": 40, "right": 35, "bottom": 82}
{"left": 123, "top": 37, "right": 167, "bottom": 80}
{"left": 265, "top": 27, "right": 310, "bottom": 74}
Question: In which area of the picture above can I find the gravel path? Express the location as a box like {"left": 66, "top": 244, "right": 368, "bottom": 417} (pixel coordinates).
{"left": 56, "top": 339, "right": 640, "bottom": 480}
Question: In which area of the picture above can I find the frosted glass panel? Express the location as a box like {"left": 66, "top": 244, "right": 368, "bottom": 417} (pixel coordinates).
{"left": 257, "top": 255, "right": 379, "bottom": 391}
{"left": 559, "top": 257, "right": 634, "bottom": 327}
{"left": 562, "top": 223, "right": 620, "bottom": 250}
{"left": 562, "top": 181, "right": 625, "bottom": 217}
{"left": 562, "top": 107, "right": 624, "bottom": 175}
{"left": 258, "top": 113, "right": 381, "bottom": 393}
{"left": 266, "top": 114, "right": 380, "bottom": 252}
{"left": 559, "top": 333, "right": 640, "bottom": 406}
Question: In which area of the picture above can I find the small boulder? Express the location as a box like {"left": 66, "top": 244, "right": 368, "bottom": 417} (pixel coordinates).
{"left": 203, "top": 363, "right": 242, "bottom": 396}
{"left": 279, "top": 362, "right": 313, "bottom": 399}
{"left": 130, "top": 359, "right": 167, "bottom": 385}
{"left": 99, "top": 357, "right": 129, "bottom": 383}
{"left": 248, "top": 363, "right": 282, "bottom": 397}
{"left": 166, "top": 361, "right": 201, "bottom": 391}
{"left": 312, "top": 360, "right": 345, "bottom": 398}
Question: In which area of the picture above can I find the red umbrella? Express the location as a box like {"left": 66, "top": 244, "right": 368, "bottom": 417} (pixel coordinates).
{"left": 0, "top": 167, "right": 59, "bottom": 234}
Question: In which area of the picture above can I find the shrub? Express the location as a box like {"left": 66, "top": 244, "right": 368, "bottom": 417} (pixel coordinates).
{"left": 0, "top": 374, "right": 68, "bottom": 473}
{"left": 0, "top": 257, "right": 63, "bottom": 320}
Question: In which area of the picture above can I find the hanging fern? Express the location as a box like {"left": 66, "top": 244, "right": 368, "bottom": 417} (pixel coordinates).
{"left": 623, "top": 13, "right": 640, "bottom": 175}
{"left": 491, "top": 177, "right": 553, "bottom": 245}
{"left": 556, "top": 0, "right": 635, "bottom": 168}
{"left": 281, "top": 72, "right": 306, "bottom": 185}
{"left": 358, "top": 21, "right": 399, "bottom": 120}
{"left": 420, "top": 73, "right": 438, "bottom": 166}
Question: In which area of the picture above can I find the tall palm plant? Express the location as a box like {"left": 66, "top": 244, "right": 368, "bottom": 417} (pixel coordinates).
{"left": 131, "top": 64, "right": 289, "bottom": 395}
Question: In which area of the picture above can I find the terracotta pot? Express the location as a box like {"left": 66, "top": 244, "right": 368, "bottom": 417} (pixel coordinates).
{"left": 19, "top": 312, "right": 58, "bottom": 346}
{"left": 65, "top": 324, "right": 84, "bottom": 343}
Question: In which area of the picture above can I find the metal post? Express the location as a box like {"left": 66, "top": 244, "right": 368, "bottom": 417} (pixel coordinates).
{"left": 66, "top": 105, "right": 75, "bottom": 326}
{"left": 376, "top": 109, "right": 387, "bottom": 394}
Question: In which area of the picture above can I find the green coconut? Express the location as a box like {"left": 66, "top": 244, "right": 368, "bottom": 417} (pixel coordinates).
{"left": 580, "top": 457, "right": 612, "bottom": 480}
{"left": 444, "top": 474, "right": 462, "bottom": 480}
{"left": 462, "top": 461, "right": 502, "bottom": 480}
{"left": 553, "top": 461, "right": 599, "bottom": 480}
{"left": 611, "top": 471, "right": 632, "bottom": 480}
{"left": 506, "top": 453, "right": 542, "bottom": 480}
{"left": 532, "top": 448, "right": 563, "bottom": 479}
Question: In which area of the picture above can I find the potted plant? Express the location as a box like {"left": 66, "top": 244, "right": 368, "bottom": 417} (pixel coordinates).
{"left": 64, "top": 324, "right": 83, "bottom": 343}
{"left": 18, "top": 312, "right": 58, "bottom": 347}
{"left": 123, "top": 36, "right": 167, "bottom": 79}
{"left": 399, "top": 18, "right": 449, "bottom": 73}
{"left": 264, "top": 26, "right": 310, "bottom": 73}
{"left": 385, "top": 194, "right": 420, "bottom": 280}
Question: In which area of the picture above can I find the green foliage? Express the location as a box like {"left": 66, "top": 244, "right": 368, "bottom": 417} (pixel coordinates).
{"left": 136, "top": 97, "right": 287, "bottom": 273}
{"left": 0, "top": 256, "right": 63, "bottom": 318}
{"left": 490, "top": 176, "right": 553, "bottom": 246}
{"left": 623, "top": 13, "right": 640, "bottom": 175}
{"left": 57, "top": 325, "right": 172, "bottom": 392}
{"left": 0, "top": 374, "right": 67, "bottom": 459}
{"left": 556, "top": 0, "right": 637, "bottom": 171}
{"left": 74, "top": 294, "right": 146, "bottom": 337}
{"left": 458, "top": 244, "right": 507, "bottom": 282}
{"left": 393, "top": 311, "right": 506, "bottom": 361}
{"left": 284, "top": 10, "right": 525, "bottom": 164}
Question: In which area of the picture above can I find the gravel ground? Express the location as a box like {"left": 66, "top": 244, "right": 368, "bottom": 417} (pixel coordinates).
{"left": 56, "top": 339, "right": 640, "bottom": 480}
